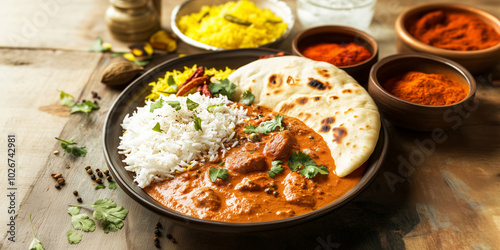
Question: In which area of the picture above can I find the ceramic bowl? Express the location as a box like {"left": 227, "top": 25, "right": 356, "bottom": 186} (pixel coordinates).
{"left": 171, "top": 0, "right": 294, "bottom": 51}
{"left": 395, "top": 3, "right": 500, "bottom": 74}
{"left": 368, "top": 53, "right": 477, "bottom": 131}
{"left": 292, "top": 25, "right": 378, "bottom": 86}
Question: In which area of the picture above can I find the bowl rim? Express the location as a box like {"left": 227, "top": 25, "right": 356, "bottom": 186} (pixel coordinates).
{"left": 102, "top": 48, "right": 389, "bottom": 232}
{"left": 292, "top": 25, "right": 379, "bottom": 69}
{"left": 369, "top": 52, "right": 477, "bottom": 108}
{"left": 171, "top": 0, "right": 295, "bottom": 51}
{"left": 395, "top": 2, "right": 500, "bottom": 57}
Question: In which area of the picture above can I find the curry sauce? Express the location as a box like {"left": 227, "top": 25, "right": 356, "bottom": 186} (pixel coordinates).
{"left": 144, "top": 105, "right": 365, "bottom": 222}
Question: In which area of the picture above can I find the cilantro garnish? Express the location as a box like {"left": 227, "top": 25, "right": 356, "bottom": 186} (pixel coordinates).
{"left": 150, "top": 99, "right": 164, "bottom": 112}
{"left": 95, "top": 184, "right": 106, "bottom": 189}
{"left": 241, "top": 90, "right": 255, "bottom": 105}
{"left": 209, "top": 168, "right": 229, "bottom": 182}
{"left": 269, "top": 160, "right": 284, "bottom": 178}
{"left": 60, "top": 91, "right": 75, "bottom": 107}
{"left": 218, "top": 161, "right": 225, "bottom": 166}
{"left": 68, "top": 207, "right": 96, "bottom": 232}
{"left": 55, "top": 137, "right": 87, "bottom": 157}
{"left": 66, "top": 230, "right": 83, "bottom": 244}
{"left": 108, "top": 182, "right": 117, "bottom": 190}
{"left": 70, "top": 100, "right": 100, "bottom": 114}
{"left": 70, "top": 198, "right": 129, "bottom": 234}
{"left": 186, "top": 98, "right": 199, "bottom": 111}
{"left": 167, "top": 75, "right": 178, "bottom": 92}
{"left": 243, "top": 114, "right": 284, "bottom": 135}
{"left": 209, "top": 78, "right": 237, "bottom": 100}
{"left": 193, "top": 114, "right": 202, "bottom": 131}
{"left": 165, "top": 100, "right": 181, "bottom": 111}
{"left": 207, "top": 103, "right": 225, "bottom": 111}
{"left": 152, "top": 122, "right": 163, "bottom": 133}
{"left": 288, "top": 151, "right": 328, "bottom": 178}
{"left": 29, "top": 214, "right": 45, "bottom": 250}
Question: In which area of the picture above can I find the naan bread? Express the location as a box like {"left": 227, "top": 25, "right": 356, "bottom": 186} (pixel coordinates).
{"left": 228, "top": 56, "right": 380, "bottom": 177}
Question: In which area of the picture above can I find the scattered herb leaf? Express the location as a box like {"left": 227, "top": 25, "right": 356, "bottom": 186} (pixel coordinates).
{"left": 269, "top": 160, "right": 284, "bottom": 178}
{"left": 29, "top": 215, "right": 45, "bottom": 250}
{"left": 152, "top": 122, "right": 163, "bottom": 133}
{"left": 186, "top": 98, "right": 199, "bottom": 111}
{"left": 108, "top": 182, "right": 117, "bottom": 190}
{"left": 288, "top": 151, "right": 328, "bottom": 178}
{"left": 167, "top": 75, "right": 178, "bottom": 92}
{"left": 209, "top": 168, "right": 229, "bottom": 182}
{"left": 150, "top": 99, "right": 164, "bottom": 112}
{"left": 66, "top": 230, "right": 83, "bottom": 244}
{"left": 193, "top": 114, "right": 202, "bottom": 131}
{"left": 89, "top": 36, "right": 112, "bottom": 52}
{"left": 218, "top": 162, "right": 225, "bottom": 166}
{"left": 165, "top": 100, "right": 181, "bottom": 111}
{"left": 70, "top": 198, "right": 129, "bottom": 234}
{"left": 299, "top": 165, "right": 329, "bottom": 179}
{"left": 134, "top": 59, "right": 150, "bottom": 67}
{"left": 241, "top": 90, "right": 255, "bottom": 105}
{"left": 60, "top": 91, "right": 75, "bottom": 107}
{"left": 55, "top": 137, "right": 87, "bottom": 157}
{"left": 70, "top": 100, "right": 100, "bottom": 113}
{"left": 95, "top": 184, "right": 106, "bottom": 190}
{"left": 67, "top": 207, "right": 96, "bottom": 232}
{"left": 207, "top": 103, "right": 225, "bottom": 111}
{"left": 243, "top": 115, "right": 284, "bottom": 135}
{"left": 209, "top": 78, "right": 237, "bottom": 100}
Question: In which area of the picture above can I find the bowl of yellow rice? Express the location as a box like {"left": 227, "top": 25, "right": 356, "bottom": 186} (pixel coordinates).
{"left": 171, "top": 0, "right": 294, "bottom": 50}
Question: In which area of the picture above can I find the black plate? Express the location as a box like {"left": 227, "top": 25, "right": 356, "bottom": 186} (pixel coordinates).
{"left": 103, "top": 48, "right": 388, "bottom": 232}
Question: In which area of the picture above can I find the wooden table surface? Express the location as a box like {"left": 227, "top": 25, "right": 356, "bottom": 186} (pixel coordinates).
{"left": 1, "top": 0, "right": 500, "bottom": 249}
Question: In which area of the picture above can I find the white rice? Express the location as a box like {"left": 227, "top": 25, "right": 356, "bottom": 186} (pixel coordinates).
{"left": 118, "top": 93, "right": 248, "bottom": 188}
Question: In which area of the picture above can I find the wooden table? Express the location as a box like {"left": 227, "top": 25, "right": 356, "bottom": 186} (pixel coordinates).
{"left": 1, "top": 0, "right": 499, "bottom": 249}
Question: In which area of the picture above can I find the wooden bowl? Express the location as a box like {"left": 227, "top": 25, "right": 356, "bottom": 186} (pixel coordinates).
{"left": 292, "top": 25, "right": 378, "bottom": 86}
{"left": 368, "top": 53, "right": 477, "bottom": 131}
{"left": 395, "top": 3, "right": 500, "bottom": 74}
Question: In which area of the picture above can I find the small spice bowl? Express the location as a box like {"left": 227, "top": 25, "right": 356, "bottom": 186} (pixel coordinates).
{"left": 395, "top": 3, "right": 500, "bottom": 74}
{"left": 292, "top": 25, "right": 378, "bottom": 86}
{"left": 368, "top": 53, "right": 477, "bottom": 131}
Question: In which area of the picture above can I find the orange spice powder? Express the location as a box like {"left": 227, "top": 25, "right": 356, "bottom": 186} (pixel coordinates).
{"left": 383, "top": 71, "right": 468, "bottom": 106}
{"left": 410, "top": 10, "right": 500, "bottom": 51}
{"left": 301, "top": 42, "right": 372, "bottom": 67}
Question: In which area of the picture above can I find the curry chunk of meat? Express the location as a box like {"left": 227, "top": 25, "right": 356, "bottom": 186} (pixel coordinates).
{"left": 235, "top": 175, "right": 272, "bottom": 192}
{"left": 190, "top": 187, "right": 221, "bottom": 211}
{"left": 263, "top": 130, "right": 297, "bottom": 161}
{"left": 226, "top": 151, "right": 268, "bottom": 174}
{"left": 283, "top": 172, "right": 316, "bottom": 207}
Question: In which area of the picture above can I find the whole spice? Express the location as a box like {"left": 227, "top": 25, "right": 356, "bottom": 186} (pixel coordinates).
{"left": 106, "top": 176, "right": 113, "bottom": 182}
{"left": 301, "top": 42, "right": 372, "bottom": 67}
{"left": 51, "top": 173, "right": 62, "bottom": 179}
{"left": 77, "top": 197, "right": 83, "bottom": 203}
{"left": 97, "top": 171, "right": 103, "bottom": 178}
{"left": 55, "top": 184, "right": 61, "bottom": 189}
{"left": 87, "top": 169, "right": 93, "bottom": 175}
{"left": 101, "top": 61, "right": 144, "bottom": 86}
{"left": 73, "top": 190, "right": 79, "bottom": 196}
{"left": 410, "top": 10, "right": 500, "bottom": 51}
{"left": 103, "top": 170, "right": 110, "bottom": 176}
{"left": 57, "top": 178, "right": 66, "bottom": 185}
{"left": 95, "top": 178, "right": 103, "bottom": 184}
{"left": 91, "top": 174, "right": 96, "bottom": 180}
{"left": 85, "top": 165, "right": 91, "bottom": 170}
{"left": 384, "top": 71, "right": 468, "bottom": 106}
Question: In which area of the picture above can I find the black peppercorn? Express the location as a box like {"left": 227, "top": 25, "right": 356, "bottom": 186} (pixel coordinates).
{"left": 154, "top": 228, "right": 160, "bottom": 236}
{"left": 156, "top": 221, "right": 162, "bottom": 229}
{"left": 87, "top": 169, "right": 92, "bottom": 175}
{"left": 95, "top": 168, "right": 100, "bottom": 172}
{"left": 269, "top": 183, "right": 277, "bottom": 189}
{"left": 55, "top": 184, "right": 61, "bottom": 189}
{"left": 91, "top": 174, "right": 96, "bottom": 180}
{"left": 265, "top": 188, "right": 273, "bottom": 194}
{"left": 196, "top": 170, "right": 201, "bottom": 174}
{"left": 273, "top": 191, "right": 279, "bottom": 197}
{"left": 95, "top": 178, "right": 102, "bottom": 184}
{"left": 103, "top": 169, "right": 109, "bottom": 176}
{"left": 97, "top": 171, "right": 103, "bottom": 177}
{"left": 85, "top": 165, "right": 91, "bottom": 170}
{"left": 106, "top": 176, "right": 112, "bottom": 182}
{"left": 73, "top": 190, "right": 78, "bottom": 196}
{"left": 77, "top": 197, "right": 82, "bottom": 203}
{"left": 166, "top": 234, "right": 173, "bottom": 239}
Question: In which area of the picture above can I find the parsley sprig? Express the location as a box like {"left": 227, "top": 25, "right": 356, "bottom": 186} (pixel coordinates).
{"left": 55, "top": 137, "right": 87, "bottom": 157}
{"left": 243, "top": 115, "right": 284, "bottom": 135}
{"left": 288, "top": 151, "right": 328, "bottom": 178}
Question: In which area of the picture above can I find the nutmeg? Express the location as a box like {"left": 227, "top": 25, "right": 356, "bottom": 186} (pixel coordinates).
{"left": 101, "top": 61, "right": 143, "bottom": 86}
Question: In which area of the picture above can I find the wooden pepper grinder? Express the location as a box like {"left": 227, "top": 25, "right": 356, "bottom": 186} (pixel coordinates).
{"left": 105, "top": 0, "right": 160, "bottom": 42}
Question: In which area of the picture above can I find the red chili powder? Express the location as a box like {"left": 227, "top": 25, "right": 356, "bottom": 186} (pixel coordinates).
{"left": 301, "top": 42, "right": 372, "bottom": 67}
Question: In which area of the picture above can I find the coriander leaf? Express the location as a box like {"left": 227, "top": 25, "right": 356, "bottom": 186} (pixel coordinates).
{"left": 241, "top": 90, "right": 255, "bottom": 105}
{"left": 67, "top": 207, "right": 96, "bottom": 232}
{"left": 193, "top": 114, "right": 202, "bottom": 131}
{"left": 108, "top": 182, "right": 117, "bottom": 190}
{"left": 165, "top": 100, "right": 181, "bottom": 111}
{"left": 134, "top": 59, "right": 151, "bottom": 67}
{"left": 186, "top": 98, "right": 199, "bottom": 111}
{"left": 243, "top": 115, "right": 284, "bottom": 135}
{"left": 95, "top": 184, "right": 106, "bottom": 190}
{"left": 209, "top": 168, "right": 229, "bottom": 182}
{"left": 150, "top": 99, "right": 164, "bottom": 112}
{"left": 152, "top": 122, "right": 163, "bottom": 133}
{"left": 29, "top": 215, "right": 45, "bottom": 250}
{"left": 91, "top": 199, "right": 129, "bottom": 234}
{"left": 60, "top": 91, "right": 75, "bottom": 107}
{"left": 269, "top": 160, "right": 284, "bottom": 178}
{"left": 89, "top": 36, "right": 111, "bottom": 52}
{"left": 299, "top": 165, "right": 329, "bottom": 179}
{"left": 218, "top": 161, "right": 225, "bottom": 166}
{"left": 70, "top": 100, "right": 100, "bottom": 113}
{"left": 209, "top": 78, "right": 236, "bottom": 100}
{"left": 207, "top": 103, "right": 225, "bottom": 111}
{"left": 55, "top": 137, "right": 87, "bottom": 157}
{"left": 66, "top": 230, "right": 83, "bottom": 244}
{"left": 167, "top": 75, "right": 178, "bottom": 92}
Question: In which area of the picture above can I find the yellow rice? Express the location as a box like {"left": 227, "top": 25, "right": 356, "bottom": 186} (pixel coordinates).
{"left": 146, "top": 65, "right": 235, "bottom": 101}
{"left": 177, "top": 0, "right": 287, "bottom": 49}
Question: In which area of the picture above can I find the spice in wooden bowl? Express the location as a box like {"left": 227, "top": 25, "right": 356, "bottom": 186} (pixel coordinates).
{"left": 301, "top": 42, "right": 372, "bottom": 67}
